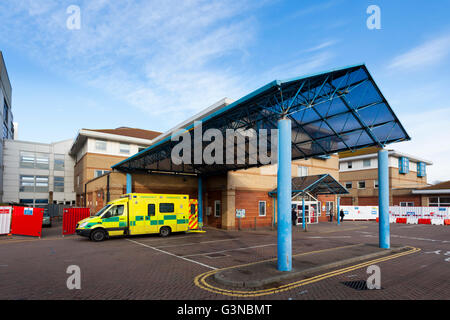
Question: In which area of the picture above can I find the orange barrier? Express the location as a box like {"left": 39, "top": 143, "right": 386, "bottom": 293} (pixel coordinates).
{"left": 444, "top": 219, "right": 450, "bottom": 225}
{"left": 418, "top": 218, "right": 431, "bottom": 225}
{"left": 396, "top": 218, "right": 407, "bottom": 224}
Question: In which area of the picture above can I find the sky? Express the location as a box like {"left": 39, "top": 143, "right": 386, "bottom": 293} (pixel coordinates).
{"left": 0, "top": 0, "right": 449, "bottom": 183}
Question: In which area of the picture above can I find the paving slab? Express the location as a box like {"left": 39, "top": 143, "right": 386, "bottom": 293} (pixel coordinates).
{"left": 214, "top": 243, "right": 409, "bottom": 288}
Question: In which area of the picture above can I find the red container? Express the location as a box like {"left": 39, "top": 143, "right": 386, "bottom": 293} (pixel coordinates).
{"left": 418, "top": 218, "right": 432, "bottom": 225}
{"left": 396, "top": 218, "right": 407, "bottom": 224}
{"left": 63, "top": 208, "right": 91, "bottom": 235}
{"left": 444, "top": 219, "right": 450, "bottom": 226}
{"left": 10, "top": 206, "right": 44, "bottom": 237}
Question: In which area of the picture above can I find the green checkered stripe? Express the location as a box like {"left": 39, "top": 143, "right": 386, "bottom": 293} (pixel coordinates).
{"left": 129, "top": 215, "right": 188, "bottom": 226}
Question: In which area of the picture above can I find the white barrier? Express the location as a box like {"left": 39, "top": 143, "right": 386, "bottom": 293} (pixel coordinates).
{"left": 0, "top": 206, "right": 12, "bottom": 235}
{"left": 341, "top": 206, "right": 378, "bottom": 220}
{"left": 340, "top": 206, "right": 449, "bottom": 224}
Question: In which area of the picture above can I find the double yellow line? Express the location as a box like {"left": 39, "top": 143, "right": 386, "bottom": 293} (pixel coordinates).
{"left": 194, "top": 245, "right": 421, "bottom": 297}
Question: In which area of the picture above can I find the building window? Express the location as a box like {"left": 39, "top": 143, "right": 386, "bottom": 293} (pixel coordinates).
{"left": 19, "top": 175, "right": 35, "bottom": 192}
{"left": 35, "top": 199, "right": 48, "bottom": 204}
{"left": 358, "top": 181, "right": 366, "bottom": 189}
{"left": 429, "top": 197, "right": 450, "bottom": 207}
{"left": 77, "top": 175, "right": 80, "bottom": 187}
{"left": 119, "top": 143, "right": 130, "bottom": 154}
{"left": 94, "top": 170, "right": 110, "bottom": 178}
{"left": 214, "top": 200, "right": 221, "bottom": 217}
{"left": 363, "top": 159, "right": 371, "bottom": 167}
{"left": 54, "top": 176, "right": 64, "bottom": 192}
{"left": 19, "top": 199, "right": 34, "bottom": 204}
{"left": 35, "top": 153, "right": 49, "bottom": 169}
{"left": 35, "top": 176, "right": 49, "bottom": 192}
{"left": 399, "top": 157, "right": 409, "bottom": 174}
{"left": 345, "top": 182, "right": 352, "bottom": 189}
{"left": 347, "top": 161, "right": 352, "bottom": 169}
{"left": 95, "top": 140, "right": 107, "bottom": 151}
{"left": 374, "top": 180, "right": 379, "bottom": 189}
{"left": 159, "top": 203, "right": 174, "bottom": 213}
{"left": 297, "top": 166, "right": 308, "bottom": 177}
{"left": 2, "top": 123, "right": 8, "bottom": 139}
{"left": 259, "top": 201, "right": 266, "bottom": 217}
{"left": 20, "top": 151, "right": 35, "bottom": 168}
{"left": 54, "top": 154, "right": 65, "bottom": 171}
{"left": 400, "top": 202, "right": 414, "bottom": 207}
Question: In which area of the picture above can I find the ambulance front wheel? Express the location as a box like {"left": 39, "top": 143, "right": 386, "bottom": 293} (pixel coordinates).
{"left": 90, "top": 229, "right": 107, "bottom": 242}
{"left": 159, "top": 226, "right": 171, "bottom": 237}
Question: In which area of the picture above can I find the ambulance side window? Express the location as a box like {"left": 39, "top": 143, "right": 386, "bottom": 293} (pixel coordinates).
{"left": 148, "top": 204, "right": 155, "bottom": 216}
{"left": 111, "top": 205, "right": 124, "bottom": 217}
{"left": 159, "top": 203, "right": 174, "bottom": 213}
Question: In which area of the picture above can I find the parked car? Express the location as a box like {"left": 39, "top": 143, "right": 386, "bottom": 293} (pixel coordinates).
{"left": 42, "top": 208, "right": 52, "bottom": 227}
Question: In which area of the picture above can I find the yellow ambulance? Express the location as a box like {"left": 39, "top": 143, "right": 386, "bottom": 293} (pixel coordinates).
{"left": 75, "top": 193, "right": 197, "bottom": 241}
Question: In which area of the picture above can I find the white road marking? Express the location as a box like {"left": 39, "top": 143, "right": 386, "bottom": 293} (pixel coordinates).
{"left": 182, "top": 243, "right": 275, "bottom": 258}
{"left": 155, "top": 238, "right": 240, "bottom": 248}
{"left": 126, "top": 239, "right": 217, "bottom": 270}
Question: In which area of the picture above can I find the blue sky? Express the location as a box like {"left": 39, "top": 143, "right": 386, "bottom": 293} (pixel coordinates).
{"left": 0, "top": 0, "right": 449, "bottom": 183}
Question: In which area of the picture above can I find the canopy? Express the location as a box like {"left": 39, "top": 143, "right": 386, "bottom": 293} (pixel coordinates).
{"left": 112, "top": 64, "right": 410, "bottom": 176}
{"left": 269, "top": 174, "right": 349, "bottom": 197}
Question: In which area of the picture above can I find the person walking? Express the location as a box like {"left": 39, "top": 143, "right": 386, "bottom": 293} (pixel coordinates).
{"left": 292, "top": 207, "right": 297, "bottom": 226}
{"left": 329, "top": 207, "right": 334, "bottom": 222}
{"left": 340, "top": 209, "right": 345, "bottom": 223}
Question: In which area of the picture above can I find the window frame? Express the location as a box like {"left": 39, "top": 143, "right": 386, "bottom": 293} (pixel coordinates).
{"left": 357, "top": 180, "right": 366, "bottom": 189}
{"left": 345, "top": 182, "right": 352, "bottom": 189}
{"left": 95, "top": 140, "right": 107, "bottom": 151}
{"left": 214, "top": 200, "right": 221, "bottom": 217}
{"left": 159, "top": 202, "right": 175, "bottom": 213}
{"left": 258, "top": 201, "right": 266, "bottom": 217}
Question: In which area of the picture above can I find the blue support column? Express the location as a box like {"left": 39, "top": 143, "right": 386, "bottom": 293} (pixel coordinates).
{"left": 337, "top": 196, "right": 340, "bottom": 225}
{"left": 378, "top": 149, "right": 390, "bottom": 249}
{"left": 198, "top": 176, "right": 203, "bottom": 229}
{"left": 302, "top": 198, "right": 305, "bottom": 230}
{"left": 277, "top": 118, "right": 292, "bottom": 272}
{"left": 126, "top": 173, "right": 132, "bottom": 194}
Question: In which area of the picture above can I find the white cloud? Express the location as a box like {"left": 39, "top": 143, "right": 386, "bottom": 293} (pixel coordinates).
{"left": 388, "top": 35, "right": 450, "bottom": 71}
{"left": 0, "top": 0, "right": 260, "bottom": 126}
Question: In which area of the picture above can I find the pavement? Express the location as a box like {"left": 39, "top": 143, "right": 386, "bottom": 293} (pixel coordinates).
{"left": 0, "top": 220, "right": 449, "bottom": 300}
{"left": 213, "top": 243, "right": 411, "bottom": 288}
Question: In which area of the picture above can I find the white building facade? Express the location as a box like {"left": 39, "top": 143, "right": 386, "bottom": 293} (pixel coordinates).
{"left": 2, "top": 139, "right": 76, "bottom": 206}
{"left": 0, "top": 51, "right": 14, "bottom": 202}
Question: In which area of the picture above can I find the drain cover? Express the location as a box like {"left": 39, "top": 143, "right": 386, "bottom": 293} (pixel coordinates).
{"left": 341, "top": 280, "right": 370, "bottom": 291}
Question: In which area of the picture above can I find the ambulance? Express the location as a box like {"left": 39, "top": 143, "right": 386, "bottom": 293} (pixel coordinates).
{"left": 75, "top": 193, "right": 198, "bottom": 241}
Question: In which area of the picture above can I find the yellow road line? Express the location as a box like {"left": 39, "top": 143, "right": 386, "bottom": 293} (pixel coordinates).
{"left": 194, "top": 246, "right": 420, "bottom": 297}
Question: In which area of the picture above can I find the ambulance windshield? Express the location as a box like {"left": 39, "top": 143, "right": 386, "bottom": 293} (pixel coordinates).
{"left": 94, "top": 204, "right": 111, "bottom": 217}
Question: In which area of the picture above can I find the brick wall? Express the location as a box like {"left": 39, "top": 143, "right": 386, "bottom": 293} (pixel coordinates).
{"left": 392, "top": 195, "right": 422, "bottom": 206}
{"left": 234, "top": 190, "right": 274, "bottom": 229}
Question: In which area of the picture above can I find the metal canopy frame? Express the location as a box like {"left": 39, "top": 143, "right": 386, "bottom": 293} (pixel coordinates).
{"left": 112, "top": 64, "right": 410, "bottom": 176}
{"left": 269, "top": 174, "right": 349, "bottom": 198}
